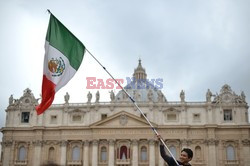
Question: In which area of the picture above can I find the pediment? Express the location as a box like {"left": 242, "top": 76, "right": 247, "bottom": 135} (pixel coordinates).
{"left": 90, "top": 111, "right": 157, "bottom": 128}
{"left": 162, "top": 107, "right": 181, "bottom": 113}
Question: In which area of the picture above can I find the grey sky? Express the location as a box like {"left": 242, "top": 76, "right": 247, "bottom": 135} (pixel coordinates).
{"left": 1, "top": 0, "right": 250, "bottom": 139}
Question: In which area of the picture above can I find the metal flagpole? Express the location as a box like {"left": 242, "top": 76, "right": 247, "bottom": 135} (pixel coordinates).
{"left": 86, "top": 49, "right": 180, "bottom": 166}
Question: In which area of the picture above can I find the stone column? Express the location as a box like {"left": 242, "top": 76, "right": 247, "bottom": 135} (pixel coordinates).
{"left": 9, "top": 141, "right": 15, "bottom": 165}
{"left": 60, "top": 140, "right": 67, "bottom": 165}
{"left": 108, "top": 139, "right": 115, "bottom": 166}
{"left": 206, "top": 106, "right": 213, "bottom": 124}
{"left": 206, "top": 139, "right": 217, "bottom": 166}
{"left": 149, "top": 139, "right": 155, "bottom": 166}
{"left": 158, "top": 142, "right": 165, "bottom": 166}
{"left": 242, "top": 139, "right": 250, "bottom": 164}
{"left": 83, "top": 140, "right": 89, "bottom": 166}
{"left": 2, "top": 141, "right": 12, "bottom": 166}
{"left": 33, "top": 141, "right": 42, "bottom": 166}
{"left": 132, "top": 139, "right": 138, "bottom": 166}
{"left": 181, "top": 139, "right": 188, "bottom": 149}
{"left": 92, "top": 140, "right": 98, "bottom": 166}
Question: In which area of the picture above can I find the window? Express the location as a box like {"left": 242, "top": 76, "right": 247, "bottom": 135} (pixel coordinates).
{"left": 226, "top": 145, "right": 235, "bottom": 160}
{"left": 193, "top": 113, "right": 200, "bottom": 122}
{"left": 140, "top": 146, "right": 147, "bottom": 161}
{"left": 195, "top": 146, "right": 201, "bottom": 160}
{"left": 48, "top": 147, "right": 55, "bottom": 162}
{"left": 50, "top": 115, "right": 57, "bottom": 124}
{"left": 169, "top": 146, "right": 177, "bottom": 158}
{"left": 72, "top": 146, "right": 80, "bottom": 161}
{"left": 18, "top": 146, "right": 26, "bottom": 161}
{"left": 100, "top": 146, "right": 107, "bottom": 162}
{"left": 21, "top": 112, "right": 30, "bottom": 123}
{"left": 120, "top": 146, "right": 128, "bottom": 160}
{"left": 224, "top": 109, "right": 232, "bottom": 121}
{"left": 101, "top": 114, "right": 107, "bottom": 120}
{"left": 167, "top": 114, "right": 177, "bottom": 121}
{"left": 72, "top": 115, "right": 82, "bottom": 122}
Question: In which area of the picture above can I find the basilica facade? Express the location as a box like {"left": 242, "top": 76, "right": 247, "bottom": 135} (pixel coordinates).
{"left": 1, "top": 60, "right": 250, "bottom": 166}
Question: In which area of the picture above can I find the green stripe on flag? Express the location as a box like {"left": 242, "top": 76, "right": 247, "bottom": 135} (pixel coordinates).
{"left": 46, "top": 14, "right": 85, "bottom": 70}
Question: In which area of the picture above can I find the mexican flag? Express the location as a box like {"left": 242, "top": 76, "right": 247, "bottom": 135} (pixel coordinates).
{"left": 36, "top": 13, "right": 85, "bottom": 115}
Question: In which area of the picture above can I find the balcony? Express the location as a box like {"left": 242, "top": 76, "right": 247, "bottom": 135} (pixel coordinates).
{"left": 139, "top": 160, "right": 149, "bottom": 165}
{"left": 14, "top": 160, "right": 27, "bottom": 166}
{"left": 99, "top": 160, "right": 108, "bottom": 165}
{"left": 67, "top": 160, "right": 82, "bottom": 166}
{"left": 116, "top": 159, "right": 130, "bottom": 165}
{"left": 224, "top": 160, "right": 239, "bottom": 166}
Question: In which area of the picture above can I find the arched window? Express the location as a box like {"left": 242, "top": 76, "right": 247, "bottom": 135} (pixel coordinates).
{"left": 101, "top": 146, "right": 107, "bottom": 162}
{"left": 226, "top": 145, "right": 235, "bottom": 160}
{"left": 48, "top": 147, "right": 55, "bottom": 162}
{"left": 140, "top": 146, "right": 147, "bottom": 161}
{"left": 120, "top": 146, "right": 127, "bottom": 160}
{"left": 169, "top": 146, "right": 177, "bottom": 158}
{"left": 72, "top": 146, "right": 80, "bottom": 161}
{"left": 18, "top": 146, "right": 26, "bottom": 161}
{"left": 195, "top": 146, "right": 201, "bottom": 159}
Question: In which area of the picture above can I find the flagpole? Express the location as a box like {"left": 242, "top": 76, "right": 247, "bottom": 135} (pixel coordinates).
{"left": 85, "top": 49, "right": 180, "bottom": 166}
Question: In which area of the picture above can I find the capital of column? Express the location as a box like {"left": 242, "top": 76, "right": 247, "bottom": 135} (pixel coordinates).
{"left": 109, "top": 139, "right": 115, "bottom": 146}
{"left": 242, "top": 139, "right": 250, "bottom": 146}
{"left": 2, "top": 140, "right": 13, "bottom": 147}
{"left": 180, "top": 139, "right": 192, "bottom": 146}
{"left": 132, "top": 139, "right": 138, "bottom": 145}
{"left": 84, "top": 140, "right": 90, "bottom": 146}
{"left": 149, "top": 139, "right": 156, "bottom": 145}
{"left": 92, "top": 139, "right": 99, "bottom": 145}
{"left": 205, "top": 139, "right": 219, "bottom": 146}
{"left": 60, "top": 140, "right": 68, "bottom": 147}
{"left": 33, "top": 140, "right": 43, "bottom": 146}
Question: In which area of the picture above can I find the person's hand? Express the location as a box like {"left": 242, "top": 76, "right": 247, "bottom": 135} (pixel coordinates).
{"left": 156, "top": 134, "right": 162, "bottom": 140}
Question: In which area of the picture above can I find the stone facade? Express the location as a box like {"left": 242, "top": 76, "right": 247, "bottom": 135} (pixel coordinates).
{"left": 1, "top": 60, "right": 250, "bottom": 166}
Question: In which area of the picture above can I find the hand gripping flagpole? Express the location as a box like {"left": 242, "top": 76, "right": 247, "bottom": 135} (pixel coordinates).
{"left": 86, "top": 49, "right": 180, "bottom": 166}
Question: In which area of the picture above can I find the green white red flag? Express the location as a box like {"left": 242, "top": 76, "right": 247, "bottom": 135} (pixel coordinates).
{"left": 36, "top": 13, "right": 85, "bottom": 115}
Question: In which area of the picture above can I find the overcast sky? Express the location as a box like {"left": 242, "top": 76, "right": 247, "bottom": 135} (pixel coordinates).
{"left": 1, "top": 0, "right": 250, "bottom": 140}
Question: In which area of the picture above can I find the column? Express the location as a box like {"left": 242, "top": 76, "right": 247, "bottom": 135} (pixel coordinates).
{"left": 158, "top": 142, "right": 164, "bottom": 166}
{"left": 132, "top": 139, "right": 138, "bottom": 166}
{"left": 33, "top": 141, "right": 42, "bottom": 166}
{"left": 2, "top": 141, "right": 12, "bottom": 166}
{"left": 83, "top": 140, "right": 89, "bottom": 166}
{"left": 207, "top": 139, "right": 217, "bottom": 166}
{"left": 108, "top": 139, "right": 115, "bottom": 166}
{"left": 149, "top": 139, "right": 155, "bottom": 166}
{"left": 242, "top": 140, "right": 250, "bottom": 164}
{"left": 60, "top": 140, "right": 67, "bottom": 165}
{"left": 9, "top": 141, "right": 15, "bottom": 165}
{"left": 92, "top": 140, "right": 98, "bottom": 166}
{"left": 207, "top": 105, "right": 213, "bottom": 124}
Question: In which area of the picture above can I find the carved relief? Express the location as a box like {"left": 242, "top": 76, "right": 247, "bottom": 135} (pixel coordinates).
{"left": 33, "top": 140, "right": 43, "bottom": 146}
{"left": 92, "top": 140, "right": 99, "bottom": 145}
{"left": 109, "top": 139, "right": 115, "bottom": 146}
{"left": 212, "top": 84, "right": 247, "bottom": 104}
{"left": 119, "top": 114, "right": 128, "bottom": 126}
{"left": 132, "top": 139, "right": 138, "bottom": 146}
{"left": 242, "top": 139, "right": 250, "bottom": 146}
{"left": 205, "top": 139, "right": 219, "bottom": 146}
{"left": 2, "top": 140, "right": 13, "bottom": 147}
{"left": 149, "top": 139, "right": 156, "bottom": 145}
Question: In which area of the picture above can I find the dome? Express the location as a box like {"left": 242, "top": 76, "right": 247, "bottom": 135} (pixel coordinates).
{"left": 115, "top": 59, "right": 166, "bottom": 103}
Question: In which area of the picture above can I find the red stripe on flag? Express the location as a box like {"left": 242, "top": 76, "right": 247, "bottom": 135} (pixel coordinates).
{"left": 35, "top": 75, "right": 56, "bottom": 115}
